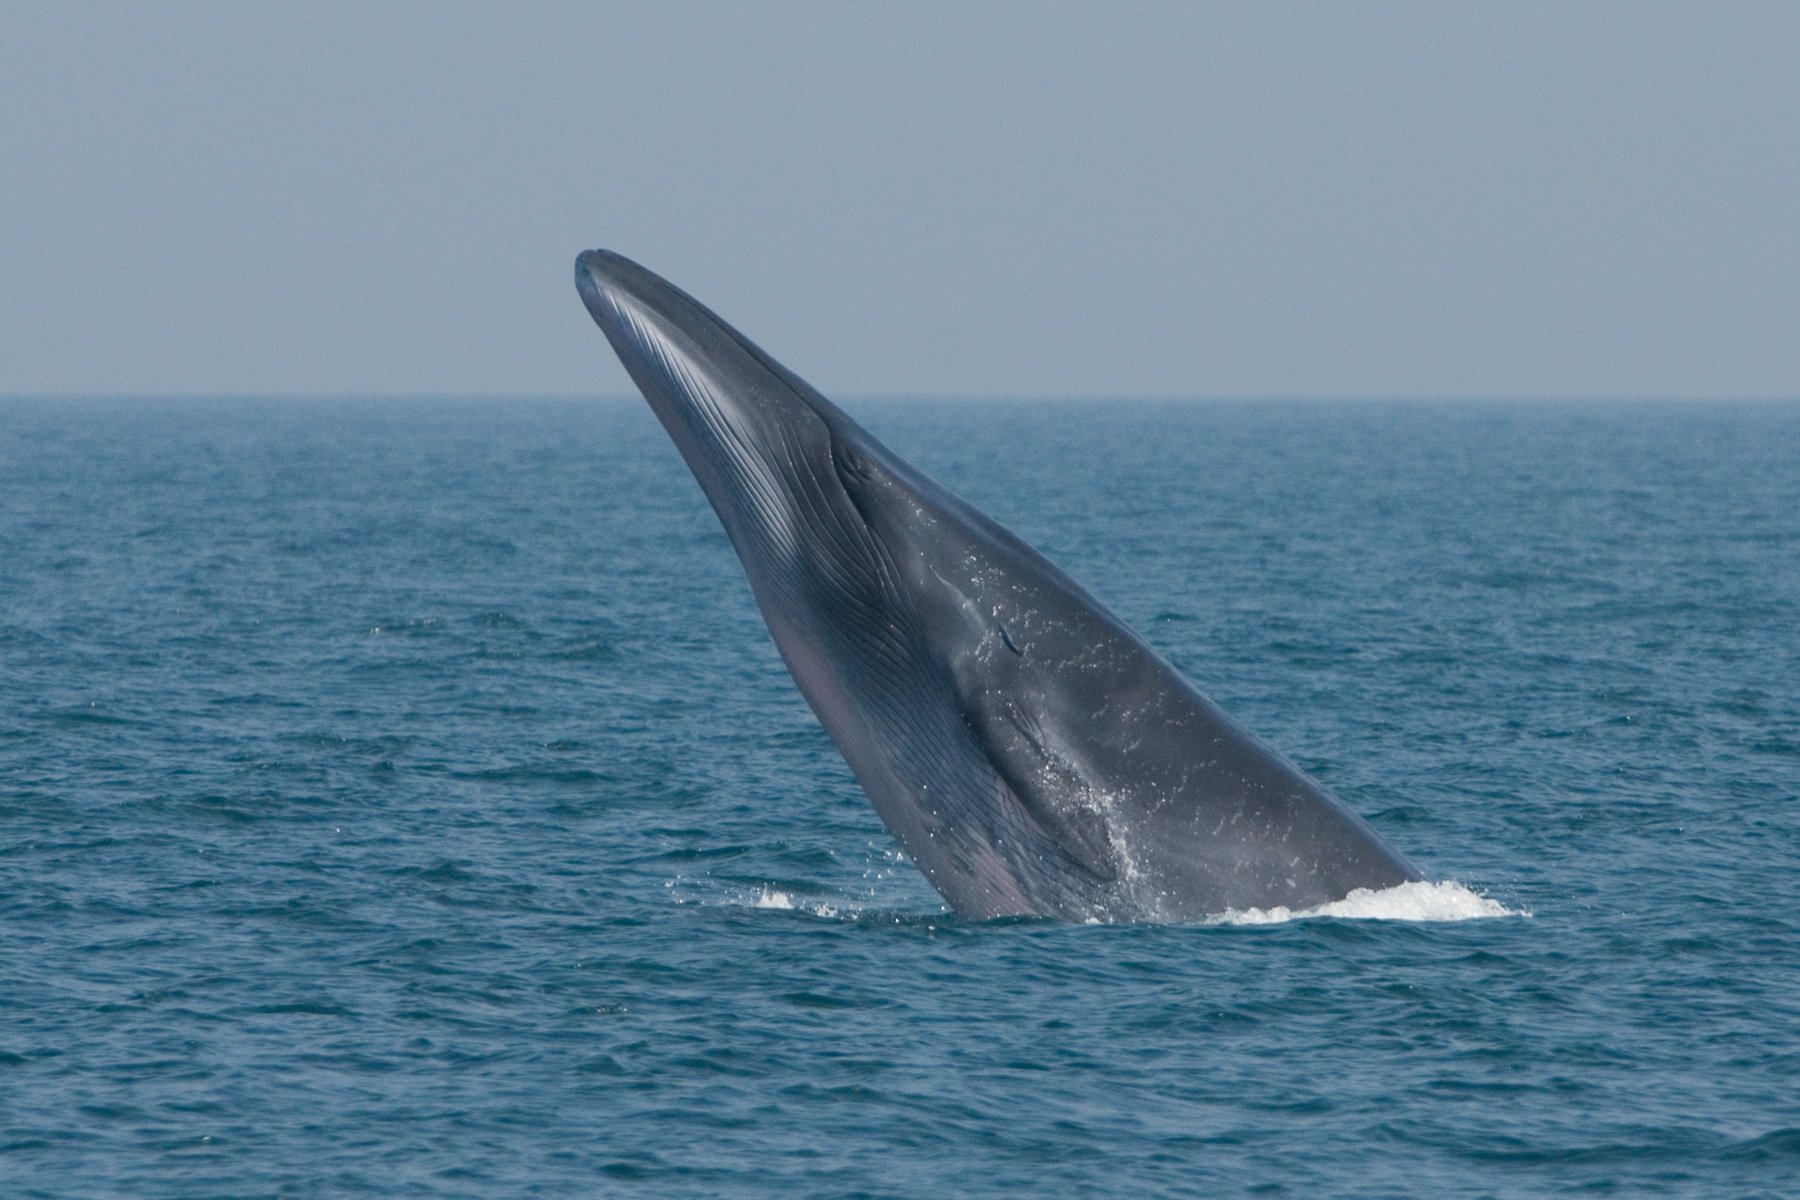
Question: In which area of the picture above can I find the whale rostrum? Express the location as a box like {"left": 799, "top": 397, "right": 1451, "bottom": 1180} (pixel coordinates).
{"left": 575, "top": 249, "right": 1422, "bottom": 921}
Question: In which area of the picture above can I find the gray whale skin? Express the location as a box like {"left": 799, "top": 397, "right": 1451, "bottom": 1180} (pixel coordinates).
{"left": 576, "top": 249, "right": 1422, "bottom": 921}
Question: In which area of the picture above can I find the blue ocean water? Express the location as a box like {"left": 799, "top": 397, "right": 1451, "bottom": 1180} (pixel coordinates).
{"left": 2, "top": 396, "right": 1796, "bottom": 1198}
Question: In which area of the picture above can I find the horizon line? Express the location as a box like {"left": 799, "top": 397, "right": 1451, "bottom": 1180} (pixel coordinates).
{"left": 4, "top": 392, "right": 1798, "bottom": 406}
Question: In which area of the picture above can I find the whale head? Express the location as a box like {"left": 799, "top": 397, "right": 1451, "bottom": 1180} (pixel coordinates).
{"left": 576, "top": 249, "right": 922, "bottom": 591}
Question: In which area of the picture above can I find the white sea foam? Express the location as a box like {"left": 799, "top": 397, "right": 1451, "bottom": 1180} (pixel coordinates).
{"left": 748, "top": 886, "right": 842, "bottom": 918}
{"left": 1208, "top": 879, "right": 1522, "bottom": 926}
{"left": 714, "top": 878, "right": 1521, "bottom": 926}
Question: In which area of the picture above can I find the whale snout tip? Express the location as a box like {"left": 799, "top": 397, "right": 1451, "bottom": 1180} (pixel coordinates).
{"left": 577, "top": 251, "right": 641, "bottom": 328}
{"left": 574, "top": 248, "right": 613, "bottom": 294}
{"left": 577, "top": 250, "right": 661, "bottom": 324}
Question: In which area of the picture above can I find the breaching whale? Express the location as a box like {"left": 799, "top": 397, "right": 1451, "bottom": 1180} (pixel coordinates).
{"left": 575, "top": 249, "right": 1422, "bottom": 921}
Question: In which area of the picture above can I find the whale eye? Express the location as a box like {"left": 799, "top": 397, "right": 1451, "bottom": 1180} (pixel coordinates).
{"left": 830, "top": 432, "right": 873, "bottom": 485}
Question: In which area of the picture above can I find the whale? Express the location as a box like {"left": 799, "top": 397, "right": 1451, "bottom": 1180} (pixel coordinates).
{"left": 575, "top": 249, "right": 1422, "bottom": 921}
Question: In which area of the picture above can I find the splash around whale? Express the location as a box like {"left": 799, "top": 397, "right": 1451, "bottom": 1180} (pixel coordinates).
{"left": 736, "top": 879, "right": 1516, "bottom": 927}
{"left": 575, "top": 248, "right": 1437, "bottom": 923}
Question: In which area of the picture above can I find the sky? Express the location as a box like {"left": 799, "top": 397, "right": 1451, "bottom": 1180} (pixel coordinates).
{"left": 3, "top": 1, "right": 1796, "bottom": 400}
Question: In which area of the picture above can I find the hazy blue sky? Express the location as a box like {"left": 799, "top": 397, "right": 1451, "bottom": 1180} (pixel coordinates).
{"left": 4, "top": 2, "right": 1795, "bottom": 399}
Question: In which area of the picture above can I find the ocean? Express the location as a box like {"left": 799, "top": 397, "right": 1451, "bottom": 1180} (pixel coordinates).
{"left": 2, "top": 396, "right": 1796, "bottom": 1198}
